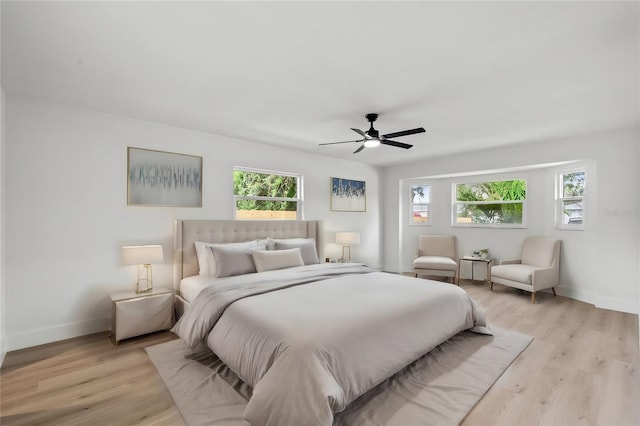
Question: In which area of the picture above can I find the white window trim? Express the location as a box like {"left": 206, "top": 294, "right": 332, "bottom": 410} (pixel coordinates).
{"left": 409, "top": 183, "right": 431, "bottom": 226}
{"left": 451, "top": 178, "right": 528, "bottom": 228}
{"left": 557, "top": 168, "right": 585, "bottom": 231}
{"left": 233, "top": 166, "right": 302, "bottom": 220}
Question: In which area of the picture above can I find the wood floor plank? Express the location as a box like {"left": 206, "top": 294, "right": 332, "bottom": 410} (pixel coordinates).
{"left": 1, "top": 280, "right": 638, "bottom": 426}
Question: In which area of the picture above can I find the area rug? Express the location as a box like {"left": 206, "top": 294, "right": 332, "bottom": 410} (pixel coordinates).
{"left": 146, "top": 328, "right": 532, "bottom": 425}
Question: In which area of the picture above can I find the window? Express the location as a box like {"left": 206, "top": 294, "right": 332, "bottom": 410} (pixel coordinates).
{"left": 233, "top": 167, "right": 301, "bottom": 220}
{"left": 557, "top": 170, "right": 585, "bottom": 229}
{"left": 410, "top": 184, "right": 430, "bottom": 225}
{"left": 454, "top": 179, "right": 527, "bottom": 227}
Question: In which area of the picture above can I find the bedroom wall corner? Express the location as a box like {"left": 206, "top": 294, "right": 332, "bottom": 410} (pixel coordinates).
{"left": 382, "top": 129, "right": 639, "bottom": 315}
{"left": 0, "top": 88, "right": 5, "bottom": 366}
{"left": 0, "top": 3, "right": 6, "bottom": 366}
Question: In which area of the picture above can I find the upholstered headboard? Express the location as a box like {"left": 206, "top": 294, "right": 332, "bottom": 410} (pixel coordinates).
{"left": 172, "top": 219, "right": 320, "bottom": 293}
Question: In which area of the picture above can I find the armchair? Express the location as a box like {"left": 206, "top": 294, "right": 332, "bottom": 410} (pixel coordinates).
{"left": 412, "top": 235, "right": 458, "bottom": 284}
{"left": 490, "top": 237, "right": 561, "bottom": 303}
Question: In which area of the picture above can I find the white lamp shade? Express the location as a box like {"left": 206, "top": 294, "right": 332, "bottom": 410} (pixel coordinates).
{"left": 122, "top": 245, "right": 164, "bottom": 265}
{"left": 336, "top": 232, "right": 360, "bottom": 245}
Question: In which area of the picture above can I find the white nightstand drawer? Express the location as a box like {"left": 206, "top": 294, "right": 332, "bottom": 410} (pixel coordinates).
{"left": 112, "top": 290, "right": 173, "bottom": 343}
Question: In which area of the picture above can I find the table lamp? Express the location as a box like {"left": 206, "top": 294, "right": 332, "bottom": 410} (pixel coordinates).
{"left": 122, "top": 245, "right": 164, "bottom": 293}
{"left": 335, "top": 232, "right": 360, "bottom": 262}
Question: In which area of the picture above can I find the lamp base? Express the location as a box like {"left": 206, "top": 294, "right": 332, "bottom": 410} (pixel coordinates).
{"left": 341, "top": 245, "right": 351, "bottom": 262}
{"left": 136, "top": 264, "right": 154, "bottom": 294}
{"left": 136, "top": 284, "right": 153, "bottom": 294}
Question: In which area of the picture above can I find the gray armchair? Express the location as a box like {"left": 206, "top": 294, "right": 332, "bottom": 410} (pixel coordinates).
{"left": 412, "top": 235, "right": 458, "bottom": 284}
{"left": 490, "top": 237, "right": 561, "bottom": 303}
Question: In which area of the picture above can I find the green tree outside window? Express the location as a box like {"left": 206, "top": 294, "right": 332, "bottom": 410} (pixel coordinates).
{"left": 455, "top": 180, "right": 526, "bottom": 225}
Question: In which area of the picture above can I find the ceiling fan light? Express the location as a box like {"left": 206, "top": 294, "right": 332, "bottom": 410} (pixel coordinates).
{"left": 364, "top": 139, "right": 381, "bottom": 148}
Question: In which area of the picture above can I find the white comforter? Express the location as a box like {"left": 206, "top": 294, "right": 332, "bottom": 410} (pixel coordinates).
{"left": 173, "top": 263, "right": 490, "bottom": 426}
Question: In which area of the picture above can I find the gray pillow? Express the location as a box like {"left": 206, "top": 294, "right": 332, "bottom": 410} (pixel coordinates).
{"left": 252, "top": 248, "right": 304, "bottom": 272}
{"left": 196, "top": 240, "right": 257, "bottom": 276}
{"left": 271, "top": 238, "right": 319, "bottom": 265}
{"left": 208, "top": 244, "right": 258, "bottom": 278}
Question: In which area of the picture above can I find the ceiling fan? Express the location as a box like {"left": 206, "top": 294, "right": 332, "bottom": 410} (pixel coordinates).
{"left": 319, "top": 113, "right": 425, "bottom": 154}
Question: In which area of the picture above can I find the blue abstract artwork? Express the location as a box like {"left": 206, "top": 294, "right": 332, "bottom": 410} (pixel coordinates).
{"left": 331, "top": 177, "right": 366, "bottom": 212}
{"left": 127, "top": 147, "right": 202, "bottom": 207}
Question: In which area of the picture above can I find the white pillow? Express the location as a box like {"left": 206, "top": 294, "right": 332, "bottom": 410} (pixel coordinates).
{"left": 194, "top": 241, "right": 215, "bottom": 276}
{"left": 252, "top": 248, "right": 304, "bottom": 273}
{"left": 195, "top": 240, "right": 258, "bottom": 276}
{"left": 269, "top": 238, "right": 319, "bottom": 265}
{"left": 208, "top": 244, "right": 260, "bottom": 278}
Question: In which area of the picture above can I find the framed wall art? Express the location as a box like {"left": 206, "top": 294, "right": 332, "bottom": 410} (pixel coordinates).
{"left": 127, "top": 147, "right": 202, "bottom": 207}
{"left": 330, "top": 177, "right": 366, "bottom": 212}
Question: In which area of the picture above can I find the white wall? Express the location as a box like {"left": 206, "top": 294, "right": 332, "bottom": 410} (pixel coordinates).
{"left": 0, "top": 93, "right": 5, "bottom": 365}
{"left": 382, "top": 128, "right": 639, "bottom": 314}
{"left": 0, "top": 2, "right": 6, "bottom": 365}
{"left": 0, "top": 88, "right": 5, "bottom": 365}
{"left": 4, "top": 96, "right": 382, "bottom": 351}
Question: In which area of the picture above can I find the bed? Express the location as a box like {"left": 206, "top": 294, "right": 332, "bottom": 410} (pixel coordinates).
{"left": 171, "top": 219, "right": 490, "bottom": 426}
{"left": 172, "top": 219, "right": 322, "bottom": 314}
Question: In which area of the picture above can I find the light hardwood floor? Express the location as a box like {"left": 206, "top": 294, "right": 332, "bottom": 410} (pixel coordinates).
{"left": 1, "top": 279, "right": 638, "bottom": 425}
{"left": 462, "top": 281, "right": 639, "bottom": 426}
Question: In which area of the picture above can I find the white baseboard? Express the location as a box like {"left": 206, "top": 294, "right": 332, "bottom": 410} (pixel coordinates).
{"left": 3, "top": 285, "right": 636, "bottom": 352}
{"left": 555, "top": 285, "right": 597, "bottom": 306}
{"left": 384, "top": 273, "right": 638, "bottom": 315}
{"left": 388, "top": 266, "right": 639, "bottom": 315}
{"left": 594, "top": 294, "right": 639, "bottom": 315}
{"left": 556, "top": 285, "right": 638, "bottom": 314}
{"left": 6, "top": 317, "right": 110, "bottom": 351}
{"left": 0, "top": 336, "right": 6, "bottom": 367}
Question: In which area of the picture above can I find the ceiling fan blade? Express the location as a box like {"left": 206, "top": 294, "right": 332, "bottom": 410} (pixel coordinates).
{"left": 319, "top": 140, "right": 363, "bottom": 146}
{"left": 351, "top": 128, "right": 367, "bottom": 138}
{"left": 353, "top": 144, "right": 366, "bottom": 154}
{"left": 382, "top": 127, "right": 426, "bottom": 139}
{"left": 380, "top": 139, "right": 413, "bottom": 149}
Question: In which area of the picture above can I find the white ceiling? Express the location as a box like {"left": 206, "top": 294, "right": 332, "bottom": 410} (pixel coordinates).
{"left": 2, "top": 1, "right": 638, "bottom": 167}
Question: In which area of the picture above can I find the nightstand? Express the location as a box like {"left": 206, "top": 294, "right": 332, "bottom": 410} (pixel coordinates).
{"left": 110, "top": 288, "right": 174, "bottom": 344}
{"left": 458, "top": 257, "right": 493, "bottom": 284}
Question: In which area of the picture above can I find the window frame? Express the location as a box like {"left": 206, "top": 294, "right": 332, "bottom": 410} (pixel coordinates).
{"left": 233, "top": 166, "right": 302, "bottom": 220}
{"left": 452, "top": 178, "right": 528, "bottom": 228}
{"left": 557, "top": 168, "right": 585, "bottom": 230}
{"left": 409, "top": 183, "right": 431, "bottom": 226}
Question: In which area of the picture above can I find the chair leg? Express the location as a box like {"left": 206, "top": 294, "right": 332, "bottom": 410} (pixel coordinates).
{"left": 552, "top": 287, "right": 557, "bottom": 296}
{"left": 531, "top": 292, "right": 536, "bottom": 304}
{"left": 490, "top": 281, "right": 493, "bottom": 291}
